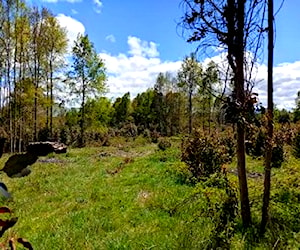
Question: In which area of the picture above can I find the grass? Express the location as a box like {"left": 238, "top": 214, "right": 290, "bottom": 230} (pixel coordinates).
{"left": 1, "top": 137, "right": 300, "bottom": 249}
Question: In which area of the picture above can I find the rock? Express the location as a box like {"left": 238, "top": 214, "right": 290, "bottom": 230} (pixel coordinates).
{"left": 1, "top": 153, "right": 38, "bottom": 178}
{"left": 11, "top": 167, "right": 31, "bottom": 178}
{"left": 27, "top": 141, "right": 67, "bottom": 156}
{"left": 0, "top": 182, "right": 11, "bottom": 198}
{"left": 99, "top": 152, "right": 111, "bottom": 157}
{"left": 1, "top": 142, "right": 67, "bottom": 178}
{"left": 38, "top": 158, "right": 64, "bottom": 163}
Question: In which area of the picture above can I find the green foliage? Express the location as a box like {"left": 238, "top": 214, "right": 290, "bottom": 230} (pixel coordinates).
{"left": 85, "top": 97, "right": 113, "bottom": 127}
{"left": 247, "top": 129, "right": 266, "bottom": 157}
{"left": 68, "top": 33, "right": 106, "bottom": 146}
{"left": 271, "top": 133, "right": 285, "bottom": 168}
{"left": 111, "top": 92, "right": 131, "bottom": 127}
{"left": 175, "top": 174, "right": 238, "bottom": 249}
{"left": 132, "top": 89, "right": 156, "bottom": 130}
{"left": 1, "top": 139, "right": 300, "bottom": 248}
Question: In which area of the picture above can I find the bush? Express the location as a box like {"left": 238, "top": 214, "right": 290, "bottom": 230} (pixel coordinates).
{"left": 292, "top": 131, "right": 300, "bottom": 159}
{"left": 150, "top": 130, "right": 160, "bottom": 143}
{"left": 271, "top": 143, "right": 284, "bottom": 168}
{"left": 158, "top": 138, "right": 171, "bottom": 151}
{"left": 181, "top": 131, "right": 234, "bottom": 182}
{"left": 119, "top": 123, "right": 138, "bottom": 138}
{"left": 246, "top": 129, "right": 266, "bottom": 157}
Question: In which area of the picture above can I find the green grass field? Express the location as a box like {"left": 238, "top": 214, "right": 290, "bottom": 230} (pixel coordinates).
{"left": 1, "top": 137, "right": 300, "bottom": 249}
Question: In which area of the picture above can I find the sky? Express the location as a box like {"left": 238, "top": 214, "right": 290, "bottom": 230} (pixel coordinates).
{"left": 27, "top": 0, "right": 300, "bottom": 110}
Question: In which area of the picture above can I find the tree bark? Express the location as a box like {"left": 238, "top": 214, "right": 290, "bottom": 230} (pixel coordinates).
{"left": 261, "top": 0, "right": 274, "bottom": 234}
{"left": 235, "top": 0, "right": 251, "bottom": 228}
{"left": 188, "top": 87, "right": 192, "bottom": 134}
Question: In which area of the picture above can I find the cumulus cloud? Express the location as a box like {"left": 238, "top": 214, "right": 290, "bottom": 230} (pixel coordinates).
{"left": 254, "top": 61, "right": 300, "bottom": 110}
{"left": 93, "top": 0, "right": 103, "bottom": 14}
{"left": 56, "top": 14, "right": 85, "bottom": 51}
{"left": 105, "top": 34, "right": 116, "bottom": 43}
{"left": 100, "top": 36, "right": 181, "bottom": 98}
{"left": 55, "top": 14, "right": 299, "bottom": 109}
{"left": 128, "top": 36, "right": 159, "bottom": 58}
{"left": 100, "top": 37, "right": 300, "bottom": 110}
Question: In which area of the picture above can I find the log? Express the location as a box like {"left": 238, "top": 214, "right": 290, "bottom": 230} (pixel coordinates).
{"left": 1, "top": 142, "right": 67, "bottom": 178}
{"left": 27, "top": 141, "right": 67, "bottom": 156}
{"left": 1, "top": 153, "right": 38, "bottom": 177}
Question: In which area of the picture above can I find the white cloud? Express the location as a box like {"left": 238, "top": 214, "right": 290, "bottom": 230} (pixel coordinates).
{"left": 100, "top": 36, "right": 180, "bottom": 98}
{"left": 56, "top": 14, "right": 85, "bottom": 51}
{"left": 254, "top": 61, "right": 300, "bottom": 110}
{"left": 100, "top": 37, "right": 300, "bottom": 110}
{"left": 105, "top": 34, "right": 116, "bottom": 43}
{"left": 93, "top": 0, "right": 103, "bottom": 14}
{"left": 128, "top": 36, "right": 159, "bottom": 58}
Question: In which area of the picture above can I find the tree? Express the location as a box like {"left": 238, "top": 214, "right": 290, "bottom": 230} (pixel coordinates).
{"left": 132, "top": 89, "right": 155, "bottom": 130}
{"left": 180, "top": 0, "right": 267, "bottom": 227}
{"left": 261, "top": 0, "right": 274, "bottom": 234}
{"left": 68, "top": 34, "right": 106, "bottom": 146}
{"left": 153, "top": 72, "right": 176, "bottom": 135}
{"left": 111, "top": 92, "right": 131, "bottom": 127}
{"left": 198, "top": 60, "right": 219, "bottom": 133}
{"left": 177, "top": 54, "right": 203, "bottom": 134}
{"left": 42, "top": 10, "right": 67, "bottom": 138}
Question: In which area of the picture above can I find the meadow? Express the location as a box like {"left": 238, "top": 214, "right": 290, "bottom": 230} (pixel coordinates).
{"left": 1, "top": 136, "right": 300, "bottom": 249}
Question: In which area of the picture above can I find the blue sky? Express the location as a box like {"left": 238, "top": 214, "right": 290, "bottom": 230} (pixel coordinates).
{"left": 28, "top": 0, "right": 300, "bottom": 109}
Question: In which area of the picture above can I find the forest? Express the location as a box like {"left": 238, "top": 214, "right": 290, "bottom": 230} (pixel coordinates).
{"left": 1, "top": 0, "right": 300, "bottom": 249}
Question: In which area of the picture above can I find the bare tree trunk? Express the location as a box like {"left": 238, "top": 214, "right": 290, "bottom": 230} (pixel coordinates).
{"left": 80, "top": 73, "right": 86, "bottom": 147}
{"left": 235, "top": 0, "right": 251, "bottom": 228}
{"left": 50, "top": 59, "right": 53, "bottom": 138}
{"left": 188, "top": 88, "right": 192, "bottom": 134}
{"left": 261, "top": 0, "right": 274, "bottom": 234}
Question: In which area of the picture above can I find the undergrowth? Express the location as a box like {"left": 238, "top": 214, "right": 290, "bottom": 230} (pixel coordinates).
{"left": 0, "top": 137, "right": 299, "bottom": 249}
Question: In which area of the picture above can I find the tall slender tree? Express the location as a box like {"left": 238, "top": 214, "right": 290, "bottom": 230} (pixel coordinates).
{"left": 42, "top": 10, "right": 67, "bottom": 137}
{"left": 261, "top": 0, "right": 274, "bottom": 234}
{"left": 177, "top": 54, "right": 203, "bottom": 134}
{"left": 180, "top": 0, "right": 267, "bottom": 227}
{"left": 68, "top": 34, "right": 106, "bottom": 146}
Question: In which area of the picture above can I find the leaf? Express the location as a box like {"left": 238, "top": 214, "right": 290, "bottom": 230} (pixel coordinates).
{"left": 0, "top": 217, "right": 18, "bottom": 237}
{"left": 17, "top": 238, "right": 33, "bottom": 250}
{"left": 9, "top": 238, "right": 16, "bottom": 250}
{"left": 0, "top": 207, "right": 11, "bottom": 214}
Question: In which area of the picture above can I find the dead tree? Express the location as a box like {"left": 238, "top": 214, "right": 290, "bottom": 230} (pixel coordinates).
{"left": 261, "top": 0, "right": 274, "bottom": 234}
{"left": 180, "top": 0, "right": 267, "bottom": 228}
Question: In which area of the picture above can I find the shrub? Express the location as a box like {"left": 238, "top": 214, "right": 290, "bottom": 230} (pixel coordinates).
{"left": 181, "top": 131, "right": 234, "bottom": 182}
{"left": 271, "top": 143, "right": 284, "bottom": 168}
{"left": 150, "top": 130, "right": 160, "bottom": 143}
{"left": 292, "top": 130, "right": 300, "bottom": 159}
{"left": 119, "top": 123, "right": 138, "bottom": 138}
{"left": 246, "top": 129, "right": 266, "bottom": 157}
{"left": 157, "top": 138, "right": 171, "bottom": 151}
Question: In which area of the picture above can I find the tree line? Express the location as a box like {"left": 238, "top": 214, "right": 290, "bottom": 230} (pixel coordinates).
{"left": 0, "top": 0, "right": 107, "bottom": 151}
